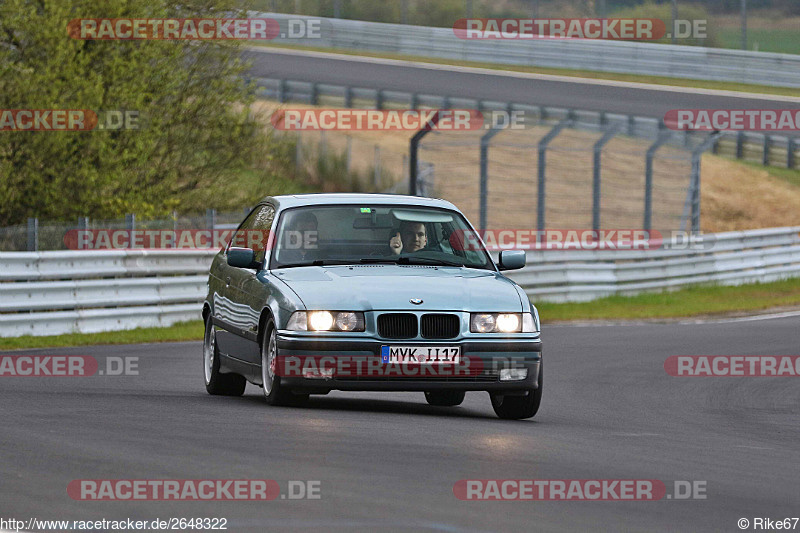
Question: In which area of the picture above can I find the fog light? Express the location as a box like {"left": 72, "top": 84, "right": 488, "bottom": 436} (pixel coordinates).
{"left": 499, "top": 368, "right": 528, "bottom": 381}
{"left": 304, "top": 368, "right": 335, "bottom": 379}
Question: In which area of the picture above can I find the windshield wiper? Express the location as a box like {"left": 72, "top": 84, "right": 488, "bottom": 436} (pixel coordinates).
{"left": 275, "top": 259, "right": 357, "bottom": 269}
{"left": 400, "top": 256, "right": 465, "bottom": 267}
{"left": 359, "top": 257, "right": 401, "bottom": 264}
{"left": 360, "top": 256, "right": 464, "bottom": 267}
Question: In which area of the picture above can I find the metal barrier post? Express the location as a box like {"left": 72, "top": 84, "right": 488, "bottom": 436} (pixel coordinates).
{"left": 344, "top": 86, "right": 352, "bottom": 108}
{"left": 537, "top": 118, "right": 571, "bottom": 233}
{"left": 592, "top": 124, "right": 621, "bottom": 232}
{"left": 310, "top": 82, "right": 318, "bottom": 106}
{"left": 736, "top": 131, "right": 744, "bottom": 159}
{"left": 125, "top": 214, "right": 135, "bottom": 231}
{"left": 409, "top": 112, "right": 443, "bottom": 196}
{"left": 479, "top": 126, "right": 503, "bottom": 231}
{"left": 789, "top": 137, "right": 796, "bottom": 169}
{"left": 763, "top": 134, "right": 770, "bottom": 166}
{"left": 27, "top": 217, "right": 38, "bottom": 252}
{"left": 644, "top": 130, "right": 672, "bottom": 232}
{"left": 374, "top": 145, "right": 381, "bottom": 188}
{"left": 685, "top": 133, "right": 720, "bottom": 234}
{"left": 277, "top": 79, "right": 286, "bottom": 103}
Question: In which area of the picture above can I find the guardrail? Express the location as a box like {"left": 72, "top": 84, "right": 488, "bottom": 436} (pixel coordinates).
{"left": 2, "top": 227, "right": 800, "bottom": 337}
{"left": 263, "top": 13, "right": 800, "bottom": 89}
{"left": 506, "top": 226, "right": 800, "bottom": 302}
{"left": 0, "top": 249, "right": 216, "bottom": 337}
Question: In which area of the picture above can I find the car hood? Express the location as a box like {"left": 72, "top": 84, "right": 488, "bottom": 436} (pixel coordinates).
{"left": 271, "top": 265, "right": 523, "bottom": 312}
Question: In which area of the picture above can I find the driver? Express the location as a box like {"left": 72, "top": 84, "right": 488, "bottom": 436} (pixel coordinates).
{"left": 389, "top": 220, "right": 427, "bottom": 255}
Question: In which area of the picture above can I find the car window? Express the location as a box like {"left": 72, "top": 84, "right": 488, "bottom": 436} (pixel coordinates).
{"left": 228, "top": 205, "right": 275, "bottom": 264}
{"left": 270, "top": 205, "right": 493, "bottom": 270}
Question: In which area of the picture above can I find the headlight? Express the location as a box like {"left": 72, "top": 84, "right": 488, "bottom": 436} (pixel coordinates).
{"left": 287, "top": 311, "right": 365, "bottom": 332}
{"left": 308, "top": 311, "right": 334, "bottom": 331}
{"left": 470, "top": 313, "right": 523, "bottom": 333}
{"left": 335, "top": 311, "right": 360, "bottom": 331}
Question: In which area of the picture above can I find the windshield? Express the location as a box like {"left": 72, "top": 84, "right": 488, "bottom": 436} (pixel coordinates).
{"left": 269, "top": 205, "right": 494, "bottom": 270}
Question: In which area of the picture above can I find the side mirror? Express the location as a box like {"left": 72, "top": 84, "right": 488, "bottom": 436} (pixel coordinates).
{"left": 498, "top": 250, "right": 526, "bottom": 271}
{"left": 227, "top": 247, "right": 258, "bottom": 269}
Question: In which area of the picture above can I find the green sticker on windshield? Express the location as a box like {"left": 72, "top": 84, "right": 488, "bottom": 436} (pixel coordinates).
{"left": 360, "top": 208, "right": 371, "bottom": 213}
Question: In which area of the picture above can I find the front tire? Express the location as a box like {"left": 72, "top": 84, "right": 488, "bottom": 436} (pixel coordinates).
{"left": 490, "top": 363, "right": 542, "bottom": 420}
{"left": 424, "top": 390, "right": 466, "bottom": 407}
{"left": 203, "top": 314, "right": 246, "bottom": 396}
{"left": 261, "top": 319, "right": 308, "bottom": 406}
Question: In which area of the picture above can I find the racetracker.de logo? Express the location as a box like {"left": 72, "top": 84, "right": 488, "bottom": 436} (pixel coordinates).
{"left": 0, "top": 110, "right": 96, "bottom": 131}
{"left": 1, "top": 110, "right": 140, "bottom": 131}
{"left": 454, "top": 480, "right": 667, "bottom": 500}
{"left": 67, "top": 18, "right": 279, "bottom": 40}
{"left": 664, "top": 356, "right": 800, "bottom": 377}
{"left": 274, "top": 355, "right": 489, "bottom": 378}
{"left": 271, "top": 109, "right": 484, "bottom": 131}
{"left": 665, "top": 109, "right": 800, "bottom": 131}
{"left": 453, "top": 18, "right": 666, "bottom": 40}
{"left": 0, "top": 356, "right": 98, "bottom": 377}
{"left": 63, "top": 229, "right": 278, "bottom": 250}
{"left": 68, "top": 480, "right": 280, "bottom": 500}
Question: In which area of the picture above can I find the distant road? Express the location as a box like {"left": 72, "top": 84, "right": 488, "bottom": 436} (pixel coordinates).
{"left": 245, "top": 47, "right": 800, "bottom": 120}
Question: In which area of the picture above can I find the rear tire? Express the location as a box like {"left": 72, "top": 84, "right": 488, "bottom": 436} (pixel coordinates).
{"left": 424, "top": 390, "right": 466, "bottom": 407}
{"left": 203, "top": 314, "right": 246, "bottom": 396}
{"left": 490, "top": 364, "right": 542, "bottom": 420}
{"left": 261, "top": 319, "right": 308, "bottom": 407}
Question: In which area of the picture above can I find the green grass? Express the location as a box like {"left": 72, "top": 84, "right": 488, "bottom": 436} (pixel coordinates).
{"left": 0, "top": 321, "right": 204, "bottom": 351}
{"left": 537, "top": 278, "right": 800, "bottom": 322}
{"left": 718, "top": 29, "right": 800, "bottom": 55}
{"left": 5, "top": 279, "right": 800, "bottom": 349}
{"left": 737, "top": 161, "right": 800, "bottom": 188}
{"left": 252, "top": 42, "right": 800, "bottom": 98}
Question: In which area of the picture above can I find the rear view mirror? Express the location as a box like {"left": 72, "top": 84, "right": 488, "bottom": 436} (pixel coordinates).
{"left": 227, "top": 247, "right": 258, "bottom": 269}
{"left": 498, "top": 250, "right": 526, "bottom": 271}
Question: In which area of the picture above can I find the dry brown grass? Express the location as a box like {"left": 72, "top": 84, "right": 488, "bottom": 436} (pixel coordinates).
{"left": 701, "top": 154, "right": 800, "bottom": 232}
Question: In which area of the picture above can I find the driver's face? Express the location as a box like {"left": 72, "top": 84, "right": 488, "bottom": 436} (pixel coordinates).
{"left": 402, "top": 223, "right": 427, "bottom": 252}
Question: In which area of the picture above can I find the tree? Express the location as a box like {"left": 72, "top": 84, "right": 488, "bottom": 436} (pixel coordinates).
{"left": 0, "top": 0, "right": 268, "bottom": 224}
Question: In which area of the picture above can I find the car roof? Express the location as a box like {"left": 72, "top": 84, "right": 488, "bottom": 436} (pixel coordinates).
{"left": 262, "top": 193, "right": 459, "bottom": 211}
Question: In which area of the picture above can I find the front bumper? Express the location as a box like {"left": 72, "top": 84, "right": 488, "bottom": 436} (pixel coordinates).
{"left": 276, "top": 333, "right": 542, "bottom": 393}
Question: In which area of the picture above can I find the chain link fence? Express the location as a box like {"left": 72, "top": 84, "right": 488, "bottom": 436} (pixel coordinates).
{"left": 417, "top": 116, "right": 695, "bottom": 234}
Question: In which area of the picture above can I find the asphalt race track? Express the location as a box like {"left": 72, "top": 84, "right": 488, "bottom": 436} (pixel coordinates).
{"left": 245, "top": 47, "right": 800, "bottom": 120}
{"left": 3, "top": 316, "right": 799, "bottom": 532}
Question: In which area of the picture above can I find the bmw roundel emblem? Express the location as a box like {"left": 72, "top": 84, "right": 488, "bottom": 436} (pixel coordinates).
{"left": 410, "top": 298, "right": 423, "bottom": 305}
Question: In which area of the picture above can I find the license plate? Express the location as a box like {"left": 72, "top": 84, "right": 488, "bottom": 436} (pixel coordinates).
{"left": 381, "top": 345, "right": 461, "bottom": 364}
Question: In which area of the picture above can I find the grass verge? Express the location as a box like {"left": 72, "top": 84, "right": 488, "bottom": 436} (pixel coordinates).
{"left": 0, "top": 321, "right": 204, "bottom": 351}
{"left": 537, "top": 278, "right": 800, "bottom": 322}
{"left": 3, "top": 278, "right": 800, "bottom": 349}
{"left": 251, "top": 42, "right": 800, "bottom": 98}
